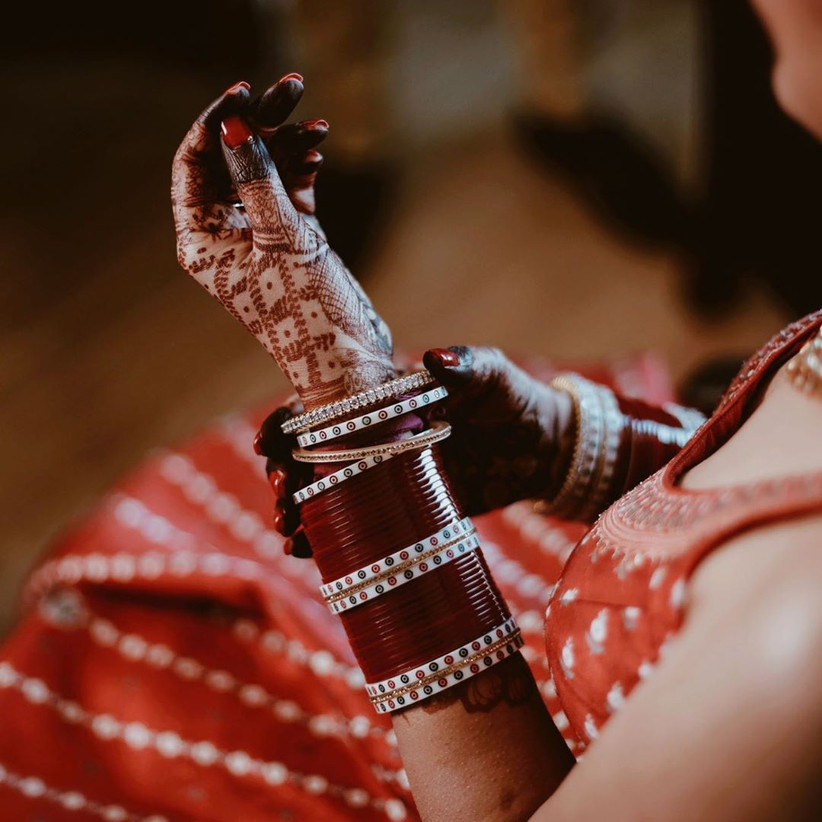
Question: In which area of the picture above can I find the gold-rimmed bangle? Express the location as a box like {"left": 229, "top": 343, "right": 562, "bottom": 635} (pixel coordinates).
{"left": 292, "top": 421, "right": 452, "bottom": 463}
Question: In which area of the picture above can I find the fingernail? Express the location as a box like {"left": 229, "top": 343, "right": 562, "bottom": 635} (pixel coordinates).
{"left": 305, "top": 119, "right": 328, "bottom": 129}
{"left": 281, "top": 73, "right": 304, "bottom": 83}
{"left": 272, "top": 509, "right": 285, "bottom": 533}
{"left": 226, "top": 81, "right": 251, "bottom": 94}
{"left": 253, "top": 432, "right": 263, "bottom": 456}
{"left": 283, "top": 538, "right": 293, "bottom": 556}
{"left": 269, "top": 469, "right": 287, "bottom": 497}
{"left": 221, "top": 115, "right": 254, "bottom": 149}
{"left": 428, "top": 348, "right": 460, "bottom": 368}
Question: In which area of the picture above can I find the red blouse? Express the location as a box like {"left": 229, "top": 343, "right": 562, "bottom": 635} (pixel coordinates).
{"left": 544, "top": 309, "right": 822, "bottom": 754}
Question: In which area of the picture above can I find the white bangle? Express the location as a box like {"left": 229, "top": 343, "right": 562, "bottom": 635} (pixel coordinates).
{"left": 292, "top": 452, "right": 396, "bottom": 505}
{"left": 291, "top": 421, "right": 452, "bottom": 463}
{"left": 281, "top": 371, "right": 437, "bottom": 434}
{"left": 326, "top": 531, "right": 481, "bottom": 614}
{"left": 296, "top": 386, "right": 448, "bottom": 447}
{"left": 367, "top": 618, "right": 523, "bottom": 714}
{"left": 320, "top": 518, "right": 473, "bottom": 598}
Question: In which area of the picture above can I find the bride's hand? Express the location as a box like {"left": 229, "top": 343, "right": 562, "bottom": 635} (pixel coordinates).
{"left": 171, "top": 76, "right": 395, "bottom": 409}
{"left": 256, "top": 346, "right": 576, "bottom": 557}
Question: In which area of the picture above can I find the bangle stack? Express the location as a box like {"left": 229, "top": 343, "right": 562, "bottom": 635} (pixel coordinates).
{"left": 280, "top": 370, "right": 519, "bottom": 714}
{"left": 540, "top": 374, "right": 624, "bottom": 521}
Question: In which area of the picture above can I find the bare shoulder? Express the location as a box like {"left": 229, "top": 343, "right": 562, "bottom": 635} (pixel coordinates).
{"left": 683, "top": 364, "right": 822, "bottom": 489}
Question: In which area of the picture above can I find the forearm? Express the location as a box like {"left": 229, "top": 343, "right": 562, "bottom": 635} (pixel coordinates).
{"left": 393, "top": 654, "right": 574, "bottom": 822}
{"left": 296, "top": 426, "right": 573, "bottom": 820}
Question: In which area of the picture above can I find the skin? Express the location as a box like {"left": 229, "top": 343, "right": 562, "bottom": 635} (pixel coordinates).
{"left": 171, "top": 8, "right": 822, "bottom": 812}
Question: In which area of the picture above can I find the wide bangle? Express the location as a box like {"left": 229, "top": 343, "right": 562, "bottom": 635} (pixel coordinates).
{"left": 540, "top": 374, "right": 609, "bottom": 519}
{"left": 325, "top": 530, "right": 481, "bottom": 614}
{"left": 367, "top": 618, "right": 523, "bottom": 714}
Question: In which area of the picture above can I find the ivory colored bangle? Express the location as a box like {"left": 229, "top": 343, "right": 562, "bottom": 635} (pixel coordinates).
{"left": 578, "top": 384, "right": 623, "bottom": 522}
{"left": 292, "top": 421, "right": 452, "bottom": 463}
{"left": 320, "top": 517, "right": 473, "bottom": 598}
{"left": 282, "top": 371, "right": 437, "bottom": 434}
{"left": 292, "top": 452, "right": 397, "bottom": 505}
{"left": 365, "top": 616, "right": 519, "bottom": 698}
{"left": 368, "top": 622, "right": 524, "bottom": 714}
{"left": 326, "top": 532, "right": 481, "bottom": 613}
{"left": 542, "top": 375, "right": 607, "bottom": 519}
{"left": 296, "top": 386, "right": 449, "bottom": 447}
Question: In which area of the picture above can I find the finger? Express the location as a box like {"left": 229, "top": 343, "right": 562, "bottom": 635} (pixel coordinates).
{"left": 249, "top": 74, "right": 304, "bottom": 130}
{"left": 289, "top": 529, "right": 313, "bottom": 559}
{"left": 280, "top": 150, "right": 324, "bottom": 215}
{"left": 266, "top": 120, "right": 329, "bottom": 154}
{"left": 280, "top": 501, "right": 302, "bottom": 537}
{"left": 259, "top": 406, "right": 301, "bottom": 461}
{"left": 220, "top": 116, "right": 297, "bottom": 233}
{"left": 171, "top": 82, "right": 251, "bottom": 230}
{"left": 423, "top": 346, "right": 509, "bottom": 390}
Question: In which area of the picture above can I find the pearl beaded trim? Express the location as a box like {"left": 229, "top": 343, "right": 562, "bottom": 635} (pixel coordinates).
{"left": 281, "top": 371, "right": 437, "bottom": 434}
{"left": 295, "top": 386, "right": 449, "bottom": 447}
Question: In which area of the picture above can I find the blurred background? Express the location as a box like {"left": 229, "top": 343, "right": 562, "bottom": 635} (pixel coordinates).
{"left": 1, "top": 0, "right": 819, "bottom": 632}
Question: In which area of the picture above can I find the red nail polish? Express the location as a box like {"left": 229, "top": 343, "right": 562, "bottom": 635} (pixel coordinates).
{"left": 272, "top": 509, "right": 285, "bottom": 533}
{"left": 253, "top": 432, "right": 263, "bottom": 456}
{"left": 283, "top": 538, "right": 293, "bottom": 556}
{"left": 226, "top": 81, "right": 250, "bottom": 94}
{"left": 269, "top": 470, "right": 286, "bottom": 497}
{"left": 281, "top": 73, "right": 304, "bottom": 83}
{"left": 221, "top": 115, "right": 253, "bottom": 149}
{"left": 428, "top": 348, "right": 460, "bottom": 367}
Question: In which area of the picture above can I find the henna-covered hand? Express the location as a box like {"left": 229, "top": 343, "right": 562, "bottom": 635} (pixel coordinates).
{"left": 172, "top": 76, "right": 395, "bottom": 410}
{"left": 422, "top": 346, "right": 575, "bottom": 516}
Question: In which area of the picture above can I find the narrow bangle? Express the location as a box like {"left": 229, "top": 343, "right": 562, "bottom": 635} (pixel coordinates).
{"left": 282, "top": 371, "right": 437, "bottom": 434}
{"left": 326, "top": 532, "right": 481, "bottom": 613}
{"left": 320, "top": 517, "right": 473, "bottom": 598}
{"left": 292, "top": 452, "right": 397, "bottom": 505}
{"left": 296, "top": 386, "right": 448, "bottom": 447}
{"left": 542, "top": 375, "right": 607, "bottom": 519}
{"left": 292, "top": 421, "right": 452, "bottom": 463}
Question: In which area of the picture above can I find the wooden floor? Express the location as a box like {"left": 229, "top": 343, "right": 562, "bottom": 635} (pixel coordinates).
{"left": 0, "top": 61, "right": 786, "bottom": 633}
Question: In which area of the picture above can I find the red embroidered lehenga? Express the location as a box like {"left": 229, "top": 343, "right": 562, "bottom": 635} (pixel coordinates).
{"left": 0, "top": 312, "right": 819, "bottom": 821}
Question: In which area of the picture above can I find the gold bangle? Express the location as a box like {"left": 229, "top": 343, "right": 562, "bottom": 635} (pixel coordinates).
{"left": 292, "top": 421, "right": 452, "bottom": 463}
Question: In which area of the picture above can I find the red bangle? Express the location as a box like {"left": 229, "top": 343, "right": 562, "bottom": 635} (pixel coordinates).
{"left": 301, "top": 445, "right": 511, "bottom": 683}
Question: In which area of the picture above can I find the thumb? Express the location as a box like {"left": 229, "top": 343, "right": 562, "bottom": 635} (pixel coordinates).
{"left": 423, "top": 345, "right": 509, "bottom": 390}
{"left": 220, "top": 115, "right": 298, "bottom": 234}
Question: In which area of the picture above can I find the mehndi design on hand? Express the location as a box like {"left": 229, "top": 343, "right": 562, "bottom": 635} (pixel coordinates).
{"left": 172, "top": 76, "right": 395, "bottom": 409}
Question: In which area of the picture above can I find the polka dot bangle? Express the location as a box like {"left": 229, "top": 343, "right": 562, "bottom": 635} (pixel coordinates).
{"left": 292, "top": 453, "right": 397, "bottom": 506}
{"left": 365, "top": 616, "right": 519, "bottom": 699}
{"left": 320, "top": 517, "right": 473, "bottom": 598}
{"left": 281, "top": 371, "right": 437, "bottom": 435}
{"left": 325, "top": 531, "right": 481, "bottom": 614}
{"left": 296, "top": 385, "right": 448, "bottom": 447}
{"left": 369, "top": 623, "right": 524, "bottom": 714}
